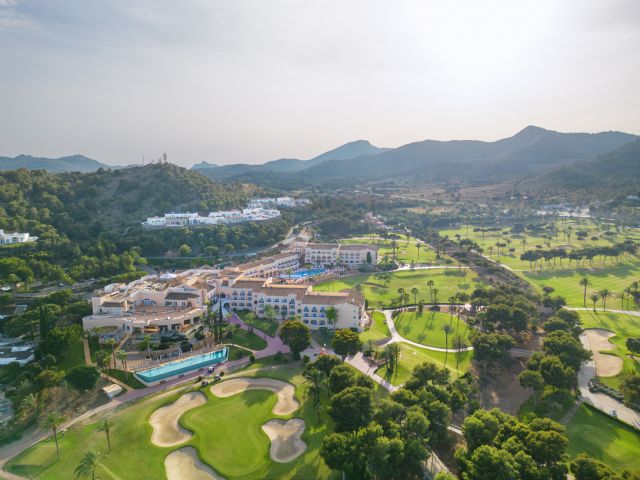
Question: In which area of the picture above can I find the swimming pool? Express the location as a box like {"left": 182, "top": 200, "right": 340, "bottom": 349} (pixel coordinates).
{"left": 135, "top": 347, "right": 229, "bottom": 383}
{"left": 281, "top": 268, "right": 326, "bottom": 279}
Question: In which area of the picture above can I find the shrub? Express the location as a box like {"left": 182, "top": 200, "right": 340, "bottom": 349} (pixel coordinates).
{"left": 66, "top": 365, "right": 100, "bottom": 391}
{"left": 249, "top": 355, "right": 255, "bottom": 362}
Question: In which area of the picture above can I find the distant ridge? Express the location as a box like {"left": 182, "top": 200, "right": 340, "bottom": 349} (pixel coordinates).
{"left": 193, "top": 139, "right": 389, "bottom": 179}
{"left": 0, "top": 154, "right": 111, "bottom": 173}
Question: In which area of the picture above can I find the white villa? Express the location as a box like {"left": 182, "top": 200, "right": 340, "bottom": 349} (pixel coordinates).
{"left": 247, "top": 197, "right": 310, "bottom": 209}
{"left": 0, "top": 229, "right": 37, "bottom": 245}
{"left": 143, "top": 207, "right": 281, "bottom": 227}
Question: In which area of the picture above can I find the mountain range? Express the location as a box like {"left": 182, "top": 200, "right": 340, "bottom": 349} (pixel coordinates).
{"left": 191, "top": 126, "right": 638, "bottom": 191}
{"left": 0, "top": 154, "right": 111, "bottom": 173}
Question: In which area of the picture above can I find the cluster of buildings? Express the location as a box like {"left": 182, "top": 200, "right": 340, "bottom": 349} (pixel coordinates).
{"left": 142, "top": 197, "right": 309, "bottom": 228}
{"left": 82, "top": 239, "right": 377, "bottom": 335}
{"left": 0, "top": 229, "right": 37, "bottom": 245}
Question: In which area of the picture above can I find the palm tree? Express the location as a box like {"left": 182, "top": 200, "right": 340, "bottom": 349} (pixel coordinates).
{"left": 599, "top": 289, "right": 611, "bottom": 311}
{"left": 44, "top": 412, "right": 65, "bottom": 460}
{"left": 20, "top": 393, "right": 38, "bottom": 419}
{"left": 325, "top": 306, "right": 338, "bottom": 331}
{"left": 590, "top": 294, "right": 600, "bottom": 313}
{"left": 432, "top": 288, "right": 439, "bottom": 307}
{"left": 143, "top": 334, "right": 152, "bottom": 357}
{"left": 105, "top": 338, "right": 117, "bottom": 369}
{"left": 397, "top": 287, "right": 405, "bottom": 310}
{"left": 443, "top": 325, "right": 454, "bottom": 367}
{"left": 448, "top": 295, "right": 457, "bottom": 325}
{"left": 98, "top": 419, "right": 112, "bottom": 452}
{"left": 624, "top": 287, "right": 632, "bottom": 310}
{"left": 75, "top": 450, "right": 101, "bottom": 480}
{"left": 426, "top": 280, "right": 434, "bottom": 301}
{"left": 579, "top": 277, "right": 590, "bottom": 306}
{"left": 116, "top": 350, "right": 127, "bottom": 370}
{"left": 410, "top": 287, "right": 419, "bottom": 306}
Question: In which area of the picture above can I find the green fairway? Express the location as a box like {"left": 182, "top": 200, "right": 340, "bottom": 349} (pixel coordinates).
{"left": 578, "top": 311, "right": 640, "bottom": 389}
{"left": 360, "top": 311, "right": 391, "bottom": 344}
{"left": 340, "top": 235, "right": 442, "bottom": 264}
{"left": 315, "top": 268, "right": 484, "bottom": 309}
{"left": 8, "top": 365, "right": 336, "bottom": 480}
{"left": 376, "top": 342, "right": 472, "bottom": 386}
{"left": 393, "top": 311, "right": 470, "bottom": 349}
{"left": 522, "top": 259, "right": 640, "bottom": 307}
{"left": 566, "top": 404, "right": 640, "bottom": 473}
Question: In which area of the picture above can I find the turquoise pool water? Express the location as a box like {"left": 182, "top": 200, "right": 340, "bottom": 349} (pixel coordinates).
{"left": 135, "top": 347, "right": 228, "bottom": 383}
{"left": 281, "top": 268, "right": 326, "bottom": 279}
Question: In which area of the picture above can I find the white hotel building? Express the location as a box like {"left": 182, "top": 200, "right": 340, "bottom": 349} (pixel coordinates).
{"left": 304, "top": 243, "right": 377, "bottom": 267}
{"left": 143, "top": 208, "right": 281, "bottom": 227}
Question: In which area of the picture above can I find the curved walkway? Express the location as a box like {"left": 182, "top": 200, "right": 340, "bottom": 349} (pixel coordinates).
{"left": 568, "top": 307, "right": 640, "bottom": 317}
{"left": 383, "top": 310, "right": 475, "bottom": 353}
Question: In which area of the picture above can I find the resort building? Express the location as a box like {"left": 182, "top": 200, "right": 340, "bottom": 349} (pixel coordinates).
{"left": 0, "top": 230, "right": 37, "bottom": 245}
{"left": 216, "top": 276, "right": 366, "bottom": 331}
{"left": 83, "top": 269, "right": 218, "bottom": 334}
{"left": 304, "top": 242, "right": 377, "bottom": 267}
{"left": 222, "top": 252, "right": 300, "bottom": 278}
{"left": 247, "top": 196, "right": 310, "bottom": 209}
{"left": 142, "top": 204, "right": 284, "bottom": 228}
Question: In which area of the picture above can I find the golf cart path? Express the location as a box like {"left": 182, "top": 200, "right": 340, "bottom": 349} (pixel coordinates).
{"left": 568, "top": 307, "right": 640, "bottom": 317}
{"left": 228, "top": 312, "right": 290, "bottom": 358}
{"left": 578, "top": 332, "right": 640, "bottom": 429}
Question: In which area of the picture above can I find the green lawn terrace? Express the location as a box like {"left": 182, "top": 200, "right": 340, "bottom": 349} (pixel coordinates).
{"left": 393, "top": 311, "right": 470, "bottom": 349}
{"left": 314, "top": 268, "right": 485, "bottom": 309}
{"left": 578, "top": 310, "right": 640, "bottom": 389}
{"left": 7, "top": 365, "right": 338, "bottom": 480}
{"left": 339, "top": 234, "right": 447, "bottom": 265}
{"left": 567, "top": 404, "right": 640, "bottom": 473}
{"left": 375, "top": 342, "right": 472, "bottom": 386}
{"left": 439, "top": 220, "right": 639, "bottom": 273}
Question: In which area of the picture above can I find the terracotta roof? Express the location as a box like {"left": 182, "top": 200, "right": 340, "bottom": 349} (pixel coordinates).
{"left": 302, "top": 292, "right": 350, "bottom": 305}
{"left": 230, "top": 279, "right": 268, "bottom": 289}
{"left": 340, "top": 244, "right": 378, "bottom": 251}
{"left": 259, "top": 285, "right": 310, "bottom": 297}
{"left": 102, "top": 301, "right": 125, "bottom": 308}
{"left": 165, "top": 292, "right": 200, "bottom": 300}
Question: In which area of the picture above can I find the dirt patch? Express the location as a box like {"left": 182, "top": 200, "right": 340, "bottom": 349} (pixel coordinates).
{"left": 165, "top": 447, "right": 224, "bottom": 480}
{"left": 150, "top": 391, "right": 207, "bottom": 447}
{"left": 585, "top": 329, "right": 623, "bottom": 377}
{"left": 211, "top": 377, "right": 298, "bottom": 415}
{"left": 479, "top": 360, "right": 530, "bottom": 414}
{"left": 261, "top": 418, "right": 307, "bottom": 463}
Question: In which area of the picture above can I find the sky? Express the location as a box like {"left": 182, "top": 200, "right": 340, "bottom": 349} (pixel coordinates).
{"left": 1, "top": 0, "right": 639, "bottom": 166}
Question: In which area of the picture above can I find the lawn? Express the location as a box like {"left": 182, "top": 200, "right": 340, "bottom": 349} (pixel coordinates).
{"left": 522, "top": 259, "right": 640, "bottom": 307}
{"left": 340, "top": 235, "right": 443, "bottom": 265}
{"left": 315, "top": 268, "right": 484, "bottom": 309}
{"left": 105, "top": 369, "right": 146, "bottom": 389}
{"left": 7, "top": 364, "right": 338, "bottom": 480}
{"left": 228, "top": 327, "right": 268, "bottom": 351}
{"left": 566, "top": 404, "right": 640, "bottom": 473}
{"left": 393, "top": 310, "right": 470, "bottom": 349}
{"left": 578, "top": 311, "right": 640, "bottom": 389}
{"left": 236, "top": 310, "right": 279, "bottom": 337}
{"left": 360, "top": 311, "right": 391, "bottom": 344}
{"left": 440, "top": 220, "right": 638, "bottom": 272}
{"left": 376, "top": 342, "right": 472, "bottom": 386}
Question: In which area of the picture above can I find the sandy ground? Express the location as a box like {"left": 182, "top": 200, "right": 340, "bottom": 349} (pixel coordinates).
{"left": 585, "top": 329, "right": 623, "bottom": 377}
{"left": 165, "top": 447, "right": 225, "bottom": 480}
{"left": 479, "top": 360, "right": 530, "bottom": 414}
{"left": 210, "top": 377, "right": 299, "bottom": 415}
{"left": 261, "top": 418, "right": 306, "bottom": 463}
{"left": 149, "top": 392, "right": 207, "bottom": 447}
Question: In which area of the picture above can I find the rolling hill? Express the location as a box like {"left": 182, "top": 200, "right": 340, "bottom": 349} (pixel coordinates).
{"left": 193, "top": 139, "right": 388, "bottom": 180}
{"left": 519, "top": 137, "right": 640, "bottom": 198}
{"left": 0, "top": 154, "right": 111, "bottom": 173}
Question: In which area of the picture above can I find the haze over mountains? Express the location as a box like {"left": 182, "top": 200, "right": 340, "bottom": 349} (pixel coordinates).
{"left": 0, "top": 154, "right": 111, "bottom": 173}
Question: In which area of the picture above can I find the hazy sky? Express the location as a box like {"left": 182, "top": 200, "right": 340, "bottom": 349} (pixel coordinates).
{"left": 1, "top": 0, "right": 639, "bottom": 166}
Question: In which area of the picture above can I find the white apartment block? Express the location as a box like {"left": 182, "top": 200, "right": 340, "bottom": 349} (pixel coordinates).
{"left": 217, "top": 277, "right": 366, "bottom": 331}
{"left": 0, "top": 229, "right": 38, "bottom": 245}
{"left": 304, "top": 243, "right": 377, "bottom": 267}
{"left": 142, "top": 207, "right": 281, "bottom": 227}
{"left": 247, "top": 197, "right": 309, "bottom": 209}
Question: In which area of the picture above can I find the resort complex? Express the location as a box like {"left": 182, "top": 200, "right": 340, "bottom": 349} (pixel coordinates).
{"left": 0, "top": 229, "right": 37, "bottom": 245}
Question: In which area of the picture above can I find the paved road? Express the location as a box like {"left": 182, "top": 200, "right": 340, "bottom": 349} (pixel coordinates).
{"left": 568, "top": 307, "right": 640, "bottom": 317}
{"left": 228, "top": 312, "right": 290, "bottom": 358}
{"left": 578, "top": 333, "right": 640, "bottom": 429}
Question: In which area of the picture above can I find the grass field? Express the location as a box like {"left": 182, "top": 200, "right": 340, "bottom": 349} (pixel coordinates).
{"left": 375, "top": 342, "right": 472, "bottom": 386}
{"left": 237, "top": 311, "right": 279, "bottom": 337}
{"left": 360, "top": 311, "right": 391, "bottom": 344}
{"left": 578, "top": 311, "right": 640, "bottom": 389}
{"left": 228, "top": 327, "right": 268, "bottom": 351}
{"left": 315, "top": 268, "right": 484, "bottom": 308}
{"left": 393, "top": 311, "right": 470, "bottom": 349}
{"left": 566, "top": 404, "right": 640, "bottom": 473}
{"left": 340, "top": 235, "right": 443, "bottom": 264}
{"left": 7, "top": 364, "right": 338, "bottom": 480}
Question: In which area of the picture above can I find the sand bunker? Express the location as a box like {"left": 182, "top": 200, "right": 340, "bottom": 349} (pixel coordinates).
{"left": 585, "top": 329, "right": 623, "bottom": 377}
{"left": 165, "top": 447, "right": 224, "bottom": 480}
{"left": 210, "top": 377, "right": 299, "bottom": 415}
{"left": 150, "top": 391, "right": 206, "bottom": 447}
{"left": 261, "top": 418, "right": 307, "bottom": 463}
